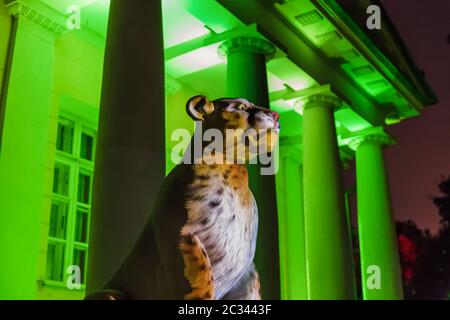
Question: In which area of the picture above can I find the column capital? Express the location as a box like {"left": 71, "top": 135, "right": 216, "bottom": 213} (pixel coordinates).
{"left": 6, "top": 0, "right": 67, "bottom": 35}
{"left": 218, "top": 36, "right": 276, "bottom": 61}
{"left": 347, "top": 127, "right": 395, "bottom": 151}
{"left": 295, "top": 94, "right": 342, "bottom": 114}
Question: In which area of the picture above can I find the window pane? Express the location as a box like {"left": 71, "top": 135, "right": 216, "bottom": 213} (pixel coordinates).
{"left": 80, "top": 132, "right": 94, "bottom": 161}
{"left": 73, "top": 249, "right": 87, "bottom": 284}
{"left": 75, "top": 208, "right": 89, "bottom": 243}
{"left": 77, "top": 173, "right": 91, "bottom": 204}
{"left": 53, "top": 162, "right": 70, "bottom": 196}
{"left": 56, "top": 119, "right": 74, "bottom": 154}
{"left": 49, "top": 201, "right": 68, "bottom": 239}
{"left": 46, "top": 242, "right": 65, "bottom": 282}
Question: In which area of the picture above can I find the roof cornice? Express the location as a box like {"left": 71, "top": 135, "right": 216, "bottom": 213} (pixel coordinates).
{"left": 313, "top": 0, "right": 437, "bottom": 110}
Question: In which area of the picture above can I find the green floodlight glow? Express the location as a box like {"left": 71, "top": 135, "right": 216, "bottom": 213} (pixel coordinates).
{"left": 267, "top": 72, "right": 286, "bottom": 93}
{"left": 184, "top": 0, "right": 245, "bottom": 34}
{"left": 275, "top": 151, "right": 307, "bottom": 299}
{"left": 163, "top": 0, "right": 211, "bottom": 48}
{"left": 334, "top": 108, "right": 372, "bottom": 132}
{"left": 39, "top": 0, "right": 102, "bottom": 12}
{"left": 165, "top": 43, "right": 223, "bottom": 78}
{"left": 268, "top": 57, "right": 317, "bottom": 91}
{"left": 270, "top": 100, "right": 296, "bottom": 115}
{"left": 79, "top": 0, "right": 111, "bottom": 38}
{"left": 37, "top": 0, "right": 111, "bottom": 37}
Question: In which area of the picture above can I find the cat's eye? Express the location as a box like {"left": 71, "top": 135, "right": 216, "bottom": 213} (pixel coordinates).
{"left": 237, "top": 104, "right": 246, "bottom": 110}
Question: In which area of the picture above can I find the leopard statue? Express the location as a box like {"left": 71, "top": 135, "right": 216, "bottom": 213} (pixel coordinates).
{"left": 86, "top": 95, "right": 280, "bottom": 300}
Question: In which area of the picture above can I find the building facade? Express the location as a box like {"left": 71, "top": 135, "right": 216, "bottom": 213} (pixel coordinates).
{"left": 0, "top": 0, "right": 436, "bottom": 300}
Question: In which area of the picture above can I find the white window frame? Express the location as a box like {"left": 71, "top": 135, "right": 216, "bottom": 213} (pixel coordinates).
{"left": 45, "top": 111, "right": 96, "bottom": 290}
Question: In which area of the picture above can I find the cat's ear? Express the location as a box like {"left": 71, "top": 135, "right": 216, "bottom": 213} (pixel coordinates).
{"left": 186, "top": 95, "right": 215, "bottom": 121}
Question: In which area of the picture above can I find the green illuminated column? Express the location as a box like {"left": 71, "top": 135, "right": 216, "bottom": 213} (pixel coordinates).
{"left": 219, "top": 36, "right": 280, "bottom": 299}
{"left": 0, "top": 1, "right": 64, "bottom": 299}
{"left": 350, "top": 129, "right": 403, "bottom": 300}
{"left": 276, "top": 147, "right": 307, "bottom": 299}
{"left": 301, "top": 94, "right": 355, "bottom": 299}
{"left": 87, "top": 0, "right": 166, "bottom": 294}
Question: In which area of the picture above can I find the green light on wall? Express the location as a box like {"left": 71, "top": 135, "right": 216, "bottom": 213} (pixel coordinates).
{"left": 165, "top": 44, "right": 223, "bottom": 78}
{"left": 163, "top": 0, "right": 211, "bottom": 48}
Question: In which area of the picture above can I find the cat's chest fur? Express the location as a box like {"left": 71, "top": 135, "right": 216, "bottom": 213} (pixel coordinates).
{"left": 182, "top": 164, "right": 258, "bottom": 299}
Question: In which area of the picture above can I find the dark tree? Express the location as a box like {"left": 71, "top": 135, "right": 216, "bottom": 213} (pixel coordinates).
{"left": 396, "top": 175, "right": 450, "bottom": 299}
{"left": 431, "top": 175, "right": 450, "bottom": 299}
{"left": 396, "top": 220, "right": 428, "bottom": 298}
{"left": 433, "top": 176, "right": 450, "bottom": 227}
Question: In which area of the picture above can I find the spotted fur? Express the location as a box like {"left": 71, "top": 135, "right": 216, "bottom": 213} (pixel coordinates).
{"left": 179, "top": 233, "right": 215, "bottom": 299}
{"left": 85, "top": 96, "right": 279, "bottom": 300}
{"left": 182, "top": 163, "right": 258, "bottom": 299}
{"left": 178, "top": 96, "right": 279, "bottom": 300}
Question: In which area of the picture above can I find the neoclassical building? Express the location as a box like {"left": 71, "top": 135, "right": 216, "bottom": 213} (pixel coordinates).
{"left": 0, "top": 0, "right": 435, "bottom": 300}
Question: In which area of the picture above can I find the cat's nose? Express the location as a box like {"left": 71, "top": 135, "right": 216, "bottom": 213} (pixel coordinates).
{"left": 270, "top": 111, "right": 280, "bottom": 130}
{"left": 271, "top": 111, "right": 280, "bottom": 121}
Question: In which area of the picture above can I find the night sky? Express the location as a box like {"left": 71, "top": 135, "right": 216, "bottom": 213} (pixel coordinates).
{"left": 347, "top": 0, "right": 450, "bottom": 233}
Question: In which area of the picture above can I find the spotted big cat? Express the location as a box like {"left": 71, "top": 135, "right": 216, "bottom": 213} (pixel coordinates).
{"left": 86, "top": 96, "right": 280, "bottom": 300}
